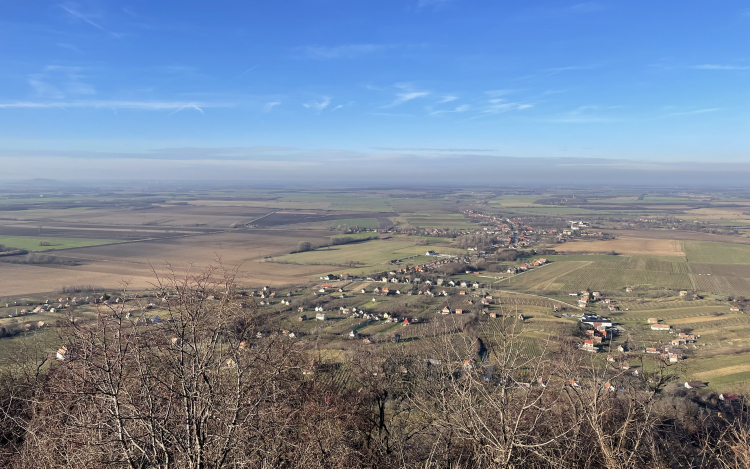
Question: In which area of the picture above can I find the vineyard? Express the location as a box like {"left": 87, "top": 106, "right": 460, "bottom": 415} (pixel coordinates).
{"left": 504, "top": 257, "right": 693, "bottom": 292}
{"left": 689, "top": 273, "right": 750, "bottom": 298}
{"left": 613, "top": 298, "right": 722, "bottom": 312}
{"left": 554, "top": 262, "right": 692, "bottom": 291}
{"left": 503, "top": 261, "right": 590, "bottom": 290}
{"left": 689, "top": 263, "right": 750, "bottom": 278}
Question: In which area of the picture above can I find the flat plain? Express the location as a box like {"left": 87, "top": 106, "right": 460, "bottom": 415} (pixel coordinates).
{"left": 4, "top": 186, "right": 750, "bottom": 392}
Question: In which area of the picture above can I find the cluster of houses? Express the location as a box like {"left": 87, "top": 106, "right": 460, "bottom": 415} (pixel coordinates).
{"left": 568, "top": 291, "right": 619, "bottom": 311}
{"left": 642, "top": 318, "right": 699, "bottom": 362}
{"left": 4, "top": 295, "right": 101, "bottom": 318}
{"left": 506, "top": 258, "right": 548, "bottom": 275}
{"left": 579, "top": 314, "right": 615, "bottom": 352}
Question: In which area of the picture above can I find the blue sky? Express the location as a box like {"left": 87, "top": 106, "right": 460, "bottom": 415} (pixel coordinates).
{"left": 1, "top": 1, "right": 748, "bottom": 182}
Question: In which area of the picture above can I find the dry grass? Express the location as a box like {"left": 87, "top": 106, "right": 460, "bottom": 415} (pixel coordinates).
{"left": 554, "top": 238, "right": 684, "bottom": 256}
{"left": 669, "top": 314, "right": 745, "bottom": 324}
{"left": 694, "top": 363, "right": 750, "bottom": 380}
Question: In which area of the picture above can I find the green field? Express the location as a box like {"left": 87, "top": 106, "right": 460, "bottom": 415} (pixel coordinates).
{"left": 0, "top": 236, "right": 118, "bottom": 252}
{"left": 684, "top": 241, "right": 750, "bottom": 264}
{"left": 269, "top": 239, "right": 417, "bottom": 266}
{"left": 329, "top": 232, "right": 375, "bottom": 240}
{"left": 330, "top": 218, "right": 379, "bottom": 229}
{"left": 402, "top": 214, "right": 475, "bottom": 229}
{"left": 504, "top": 256, "right": 692, "bottom": 292}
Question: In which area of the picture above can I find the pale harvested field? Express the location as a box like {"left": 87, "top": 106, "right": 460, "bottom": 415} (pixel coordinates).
{"left": 686, "top": 207, "right": 750, "bottom": 222}
{"left": 190, "top": 199, "right": 332, "bottom": 210}
{"left": 1, "top": 205, "right": 273, "bottom": 228}
{"left": 669, "top": 314, "right": 745, "bottom": 325}
{"left": 695, "top": 364, "right": 750, "bottom": 380}
{"left": 602, "top": 229, "right": 750, "bottom": 245}
{"left": 554, "top": 238, "right": 684, "bottom": 256}
{"left": 0, "top": 231, "right": 331, "bottom": 296}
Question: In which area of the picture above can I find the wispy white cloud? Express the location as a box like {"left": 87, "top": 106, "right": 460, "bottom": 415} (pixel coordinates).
{"left": 302, "top": 44, "right": 392, "bottom": 59}
{"left": 430, "top": 104, "right": 470, "bottom": 115}
{"left": 544, "top": 105, "right": 613, "bottom": 123}
{"left": 0, "top": 100, "right": 231, "bottom": 111}
{"left": 28, "top": 76, "right": 65, "bottom": 99}
{"left": 168, "top": 104, "right": 204, "bottom": 116}
{"left": 64, "top": 82, "right": 96, "bottom": 95}
{"left": 27, "top": 65, "right": 96, "bottom": 99}
{"left": 331, "top": 105, "right": 344, "bottom": 111}
{"left": 59, "top": 4, "right": 120, "bottom": 38}
{"left": 546, "top": 65, "right": 597, "bottom": 75}
{"left": 383, "top": 83, "right": 430, "bottom": 108}
{"left": 437, "top": 95, "right": 458, "bottom": 103}
{"left": 666, "top": 108, "right": 720, "bottom": 117}
{"left": 481, "top": 99, "right": 533, "bottom": 115}
{"left": 485, "top": 89, "right": 517, "bottom": 98}
{"left": 693, "top": 64, "right": 750, "bottom": 70}
{"left": 263, "top": 101, "right": 281, "bottom": 112}
{"left": 302, "top": 96, "right": 332, "bottom": 111}
{"left": 239, "top": 64, "right": 260, "bottom": 76}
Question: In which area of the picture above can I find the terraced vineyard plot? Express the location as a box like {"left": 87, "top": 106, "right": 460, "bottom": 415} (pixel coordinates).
{"left": 555, "top": 265, "right": 692, "bottom": 291}
{"left": 614, "top": 299, "right": 722, "bottom": 312}
{"left": 690, "top": 274, "right": 750, "bottom": 297}
{"left": 677, "top": 316, "right": 750, "bottom": 331}
{"left": 690, "top": 264, "right": 750, "bottom": 278}
{"left": 619, "top": 306, "right": 731, "bottom": 322}
{"left": 625, "top": 257, "right": 690, "bottom": 273}
{"left": 505, "top": 261, "right": 590, "bottom": 290}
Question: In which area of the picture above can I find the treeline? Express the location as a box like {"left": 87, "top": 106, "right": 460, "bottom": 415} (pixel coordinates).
{"left": 292, "top": 235, "right": 377, "bottom": 253}
{"left": 0, "top": 244, "right": 28, "bottom": 257}
{"left": 0, "top": 266, "right": 748, "bottom": 468}
{"left": 59, "top": 285, "right": 103, "bottom": 293}
{"left": 0, "top": 253, "right": 78, "bottom": 265}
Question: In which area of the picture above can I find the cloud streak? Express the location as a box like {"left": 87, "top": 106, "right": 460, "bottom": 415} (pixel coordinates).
{"left": 383, "top": 84, "right": 430, "bottom": 108}
{"left": 693, "top": 64, "right": 750, "bottom": 70}
{"left": 59, "top": 4, "right": 120, "bottom": 38}
{"left": 302, "top": 96, "right": 332, "bottom": 111}
{"left": 264, "top": 101, "right": 281, "bottom": 112}
{"left": 302, "top": 44, "right": 392, "bottom": 59}
{"left": 666, "top": 108, "right": 720, "bottom": 117}
{"left": 0, "top": 100, "right": 232, "bottom": 111}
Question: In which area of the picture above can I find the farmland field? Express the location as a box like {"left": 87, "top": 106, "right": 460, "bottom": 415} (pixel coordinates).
{"left": 689, "top": 263, "right": 750, "bottom": 278}
{"left": 0, "top": 230, "right": 333, "bottom": 295}
{"left": 330, "top": 218, "right": 379, "bottom": 229}
{"left": 268, "top": 239, "right": 417, "bottom": 267}
{"left": 402, "top": 214, "right": 476, "bottom": 229}
{"left": 689, "top": 274, "right": 750, "bottom": 298}
{"left": 553, "top": 238, "right": 684, "bottom": 257}
{"left": 683, "top": 241, "right": 750, "bottom": 264}
{"left": 505, "top": 256, "right": 692, "bottom": 291}
{"left": 0, "top": 236, "right": 119, "bottom": 251}
{"left": 501, "top": 261, "right": 591, "bottom": 290}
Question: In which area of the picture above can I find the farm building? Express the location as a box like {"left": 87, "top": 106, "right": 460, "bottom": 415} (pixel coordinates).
{"left": 651, "top": 324, "right": 671, "bottom": 331}
{"left": 684, "top": 381, "right": 707, "bottom": 389}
